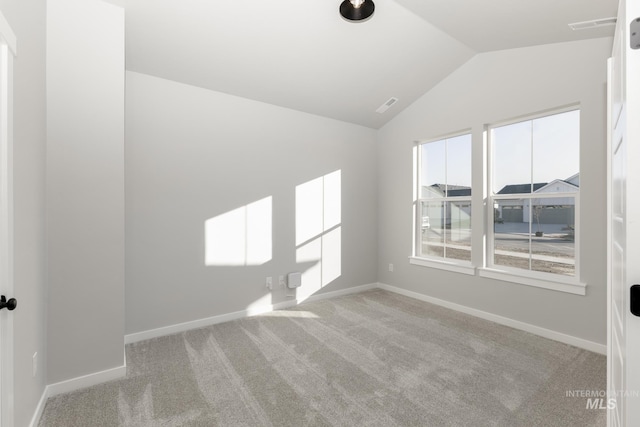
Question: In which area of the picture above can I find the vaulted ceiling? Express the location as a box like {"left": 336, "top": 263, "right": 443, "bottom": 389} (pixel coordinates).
{"left": 124, "top": 0, "right": 617, "bottom": 129}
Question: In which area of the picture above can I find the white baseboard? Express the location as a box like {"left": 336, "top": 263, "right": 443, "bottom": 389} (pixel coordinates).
{"left": 28, "top": 387, "right": 49, "bottom": 427}
{"left": 378, "top": 282, "right": 607, "bottom": 355}
{"left": 30, "top": 351, "right": 127, "bottom": 426}
{"left": 125, "top": 283, "right": 378, "bottom": 344}
{"left": 45, "top": 364, "right": 127, "bottom": 398}
{"left": 296, "top": 283, "right": 378, "bottom": 305}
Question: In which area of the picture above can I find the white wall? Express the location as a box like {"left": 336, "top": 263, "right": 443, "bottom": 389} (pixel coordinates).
{"left": 0, "top": 0, "right": 46, "bottom": 425}
{"left": 125, "top": 71, "right": 378, "bottom": 335}
{"left": 377, "top": 38, "right": 611, "bottom": 345}
{"left": 46, "top": 0, "right": 125, "bottom": 384}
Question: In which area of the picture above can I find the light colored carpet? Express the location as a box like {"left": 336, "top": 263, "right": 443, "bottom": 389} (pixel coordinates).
{"left": 39, "top": 289, "right": 606, "bottom": 426}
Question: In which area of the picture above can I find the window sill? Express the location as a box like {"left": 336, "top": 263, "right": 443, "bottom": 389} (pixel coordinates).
{"left": 409, "top": 256, "right": 476, "bottom": 276}
{"left": 477, "top": 267, "right": 586, "bottom": 295}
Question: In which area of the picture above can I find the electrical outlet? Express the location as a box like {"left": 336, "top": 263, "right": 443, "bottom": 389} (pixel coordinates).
{"left": 33, "top": 352, "right": 38, "bottom": 377}
{"left": 279, "top": 275, "right": 286, "bottom": 287}
{"left": 266, "top": 277, "right": 273, "bottom": 290}
{"left": 389, "top": 263, "right": 394, "bottom": 272}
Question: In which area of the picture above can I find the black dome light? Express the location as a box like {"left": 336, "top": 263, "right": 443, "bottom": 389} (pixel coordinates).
{"left": 340, "top": 0, "right": 375, "bottom": 22}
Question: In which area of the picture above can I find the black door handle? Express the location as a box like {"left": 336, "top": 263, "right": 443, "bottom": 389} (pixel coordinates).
{"left": 632, "top": 285, "right": 640, "bottom": 317}
{"left": 0, "top": 295, "right": 17, "bottom": 311}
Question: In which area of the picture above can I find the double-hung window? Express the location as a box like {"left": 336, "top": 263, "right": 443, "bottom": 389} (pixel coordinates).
{"left": 412, "top": 108, "right": 582, "bottom": 292}
{"left": 488, "top": 109, "right": 580, "bottom": 281}
{"left": 415, "top": 133, "right": 472, "bottom": 264}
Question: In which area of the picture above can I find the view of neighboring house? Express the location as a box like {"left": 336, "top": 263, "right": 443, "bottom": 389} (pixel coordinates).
{"left": 420, "top": 184, "right": 472, "bottom": 232}
{"left": 422, "top": 183, "right": 472, "bottom": 198}
{"left": 495, "top": 173, "right": 579, "bottom": 224}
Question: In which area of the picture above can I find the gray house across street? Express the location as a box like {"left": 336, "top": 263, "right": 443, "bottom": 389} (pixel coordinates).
{"left": 495, "top": 173, "right": 579, "bottom": 225}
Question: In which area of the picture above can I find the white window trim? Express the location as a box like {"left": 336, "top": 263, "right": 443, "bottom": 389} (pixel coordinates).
{"left": 477, "top": 268, "right": 586, "bottom": 295}
{"left": 412, "top": 131, "right": 473, "bottom": 273}
{"left": 409, "top": 256, "right": 476, "bottom": 275}
{"left": 485, "top": 107, "right": 582, "bottom": 294}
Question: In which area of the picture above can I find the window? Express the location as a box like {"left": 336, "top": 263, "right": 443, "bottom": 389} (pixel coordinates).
{"left": 411, "top": 108, "right": 583, "bottom": 292}
{"left": 488, "top": 109, "right": 579, "bottom": 280}
{"left": 415, "top": 133, "right": 472, "bottom": 264}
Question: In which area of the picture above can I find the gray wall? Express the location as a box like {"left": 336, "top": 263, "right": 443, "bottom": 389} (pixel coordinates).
{"left": 377, "top": 38, "right": 611, "bottom": 345}
{"left": 46, "top": 0, "right": 125, "bottom": 383}
{"left": 125, "top": 71, "right": 378, "bottom": 335}
{"left": 0, "top": 0, "right": 47, "bottom": 425}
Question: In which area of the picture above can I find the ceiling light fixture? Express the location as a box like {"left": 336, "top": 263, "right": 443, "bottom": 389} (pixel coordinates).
{"left": 340, "top": 0, "right": 375, "bottom": 22}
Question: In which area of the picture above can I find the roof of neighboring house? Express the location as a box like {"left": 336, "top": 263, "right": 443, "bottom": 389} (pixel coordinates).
{"left": 425, "top": 184, "right": 472, "bottom": 197}
{"left": 563, "top": 172, "right": 580, "bottom": 187}
{"left": 497, "top": 183, "right": 547, "bottom": 194}
{"left": 534, "top": 179, "right": 579, "bottom": 193}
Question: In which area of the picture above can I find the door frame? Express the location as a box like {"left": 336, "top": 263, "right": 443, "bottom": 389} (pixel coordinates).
{"left": 608, "top": 0, "right": 640, "bottom": 424}
{"left": 0, "top": 9, "right": 16, "bottom": 427}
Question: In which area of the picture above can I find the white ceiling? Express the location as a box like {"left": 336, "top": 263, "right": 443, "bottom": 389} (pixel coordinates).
{"left": 124, "top": 0, "right": 617, "bottom": 129}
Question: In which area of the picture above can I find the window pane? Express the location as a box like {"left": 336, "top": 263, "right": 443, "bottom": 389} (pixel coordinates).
{"left": 446, "top": 134, "right": 472, "bottom": 196}
{"left": 532, "top": 110, "right": 579, "bottom": 186}
{"left": 492, "top": 121, "right": 532, "bottom": 194}
{"left": 493, "top": 198, "right": 531, "bottom": 270}
{"left": 530, "top": 199, "right": 575, "bottom": 276}
{"left": 489, "top": 109, "right": 580, "bottom": 280}
{"left": 420, "top": 201, "right": 444, "bottom": 258}
{"left": 493, "top": 197, "right": 576, "bottom": 276}
{"left": 421, "top": 140, "right": 445, "bottom": 198}
{"left": 445, "top": 200, "right": 471, "bottom": 261}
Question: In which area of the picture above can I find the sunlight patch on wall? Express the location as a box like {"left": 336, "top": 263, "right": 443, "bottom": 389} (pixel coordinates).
{"left": 296, "top": 238, "right": 322, "bottom": 296}
{"left": 321, "top": 227, "right": 341, "bottom": 285}
{"left": 205, "top": 196, "right": 272, "bottom": 266}
{"left": 295, "top": 177, "right": 324, "bottom": 246}
{"left": 295, "top": 171, "right": 342, "bottom": 299}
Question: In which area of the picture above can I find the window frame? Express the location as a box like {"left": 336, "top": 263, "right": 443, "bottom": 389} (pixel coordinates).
{"left": 411, "top": 131, "right": 474, "bottom": 274}
{"left": 409, "top": 106, "right": 587, "bottom": 295}
{"left": 483, "top": 106, "right": 584, "bottom": 293}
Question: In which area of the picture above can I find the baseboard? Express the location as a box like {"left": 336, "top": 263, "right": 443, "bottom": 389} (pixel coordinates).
{"left": 31, "top": 366, "right": 126, "bottom": 427}
{"left": 125, "top": 283, "right": 378, "bottom": 344}
{"left": 45, "top": 364, "right": 127, "bottom": 397}
{"left": 28, "top": 387, "right": 49, "bottom": 427}
{"left": 377, "top": 282, "right": 607, "bottom": 355}
{"left": 296, "top": 282, "right": 378, "bottom": 305}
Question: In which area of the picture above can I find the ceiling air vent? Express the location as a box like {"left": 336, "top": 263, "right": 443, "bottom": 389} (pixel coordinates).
{"left": 376, "top": 97, "right": 398, "bottom": 114}
{"left": 569, "top": 17, "right": 616, "bottom": 31}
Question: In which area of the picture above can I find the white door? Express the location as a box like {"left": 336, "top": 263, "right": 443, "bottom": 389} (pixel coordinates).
{"left": 608, "top": 0, "right": 640, "bottom": 425}
{"left": 0, "top": 9, "right": 15, "bottom": 427}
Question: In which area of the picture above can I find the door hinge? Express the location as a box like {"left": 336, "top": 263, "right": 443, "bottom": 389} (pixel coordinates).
{"left": 631, "top": 17, "right": 640, "bottom": 50}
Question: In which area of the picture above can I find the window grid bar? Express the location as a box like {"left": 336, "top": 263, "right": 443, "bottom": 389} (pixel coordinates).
{"left": 528, "top": 199, "right": 532, "bottom": 270}
{"left": 443, "top": 201, "right": 447, "bottom": 259}
{"left": 530, "top": 119, "right": 534, "bottom": 194}
{"left": 444, "top": 137, "right": 448, "bottom": 259}
{"left": 491, "top": 192, "right": 578, "bottom": 200}
{"left": 417, "top": 196, "right": 473, "bottom": 203}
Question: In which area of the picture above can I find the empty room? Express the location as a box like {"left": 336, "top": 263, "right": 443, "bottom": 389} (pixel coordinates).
{"left": 1, "top": 0, "right": 639, "bottom": 425}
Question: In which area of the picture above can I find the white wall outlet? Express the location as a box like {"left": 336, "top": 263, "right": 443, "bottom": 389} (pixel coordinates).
{"left": 389, "top": 263, "right": 394, "bottom": 272}
{"left": 33, "top": 352, "right": 38, "bottom": 377}
{"left": 279, "top": 275, "right": 285, "bottom": 287}
{"left": 266, "top": 277, "right": 273, "bottom": 290}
